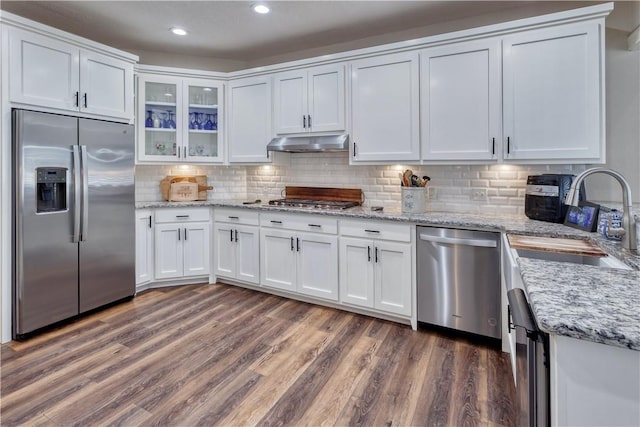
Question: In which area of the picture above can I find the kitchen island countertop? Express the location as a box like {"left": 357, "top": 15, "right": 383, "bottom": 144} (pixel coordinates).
{"left": 138, "top": 199, "right": 640, "bottom": 350}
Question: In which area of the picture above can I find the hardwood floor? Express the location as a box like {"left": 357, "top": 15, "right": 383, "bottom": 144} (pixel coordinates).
{"left": 1, "top": 284, "right": 516, "bottom": 426}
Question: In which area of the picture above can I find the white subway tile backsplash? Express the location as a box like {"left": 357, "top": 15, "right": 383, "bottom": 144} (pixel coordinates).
{"left": 135, "top": 153, "right": 584, "bottom": 214}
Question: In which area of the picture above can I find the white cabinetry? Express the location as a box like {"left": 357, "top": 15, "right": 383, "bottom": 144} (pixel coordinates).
{"left": 273, "top": 64, "right": 345, "bottom": 134}
{"left": 502, "top": 22, "right": 603, "bottom": 162}
{"left": 213, "top": 208, "right": 260, "bottom": 284}
{"left": 228, "top": 76, "right": 272, "bottom": 163}
{"left": 8, "top": 27, "right": 134, "bottom": 121}
{"left": 551, "top": 335, "right": 640, "bottom": 426}
{"left": 339, "top": 220, "right": 412, "bottom": 317}
{"left": 501, "top": 233, "right": 524, "bottom": 383}
{"left": 135, "top": 209, "right": 154, "bottom": 286}
{"left": 420, "top": 39, "right": 501, "bottom": 161}
{"left": 154, "top": 208, "right": 210, "bottom": 280}
{"left": 137, "top": 74, "right": 224, "bottom": 163}
{"left": 350, "top": 52, "right": 420, "bottom": 162}
{"left": 260, "top": 213, "right": 339, "bottom": 301}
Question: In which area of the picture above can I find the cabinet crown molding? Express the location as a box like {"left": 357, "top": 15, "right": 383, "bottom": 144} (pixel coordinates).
{"left": 0, "top": 10, "right": 138, "bottom": 62}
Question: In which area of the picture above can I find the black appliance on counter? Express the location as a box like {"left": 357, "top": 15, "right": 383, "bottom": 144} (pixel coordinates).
{"left": 524, "top": 174, "right": 585, "bottom": 223}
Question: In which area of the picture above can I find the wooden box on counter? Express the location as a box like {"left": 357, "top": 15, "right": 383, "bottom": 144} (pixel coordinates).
{"left": 159, "top": 175, "right": 213, "bottom": 201}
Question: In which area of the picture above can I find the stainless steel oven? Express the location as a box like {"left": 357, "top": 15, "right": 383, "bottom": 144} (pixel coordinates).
{"left": 508, "top": 288, "right": 550, "bottom": 427}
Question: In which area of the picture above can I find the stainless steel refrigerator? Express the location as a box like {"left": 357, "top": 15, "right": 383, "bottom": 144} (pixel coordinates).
{"left": 12, "top": 109, "right": 135, "bottom": 337}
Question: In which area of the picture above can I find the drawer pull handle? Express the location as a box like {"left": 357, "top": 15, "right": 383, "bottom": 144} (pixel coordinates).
{"left": 176, "top": 215, "right": 190, "bottom": 218}
{"left": 271, "top": 220, "right": 283, "bottom": 224}
{"left": 230, "top": 229, "right": 233, "bottom": 242}
{"left": 290, "top": 237, "right": 294, "bottom": 251}
{"left": 364, "top": 229, "right": 380, "bottom": 233}
{"left": 228, "top": 216, "right": 239, "bottom": 219}
{"left": 367, "top": 246, "right": 371, "bottom": 261}
{"left": 308, "top": 224, "right": 322, "bottom": 228}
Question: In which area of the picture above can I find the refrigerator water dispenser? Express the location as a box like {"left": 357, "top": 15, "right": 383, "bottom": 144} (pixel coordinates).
{"left": 36, "top": 167, "right": 67, "bottom": 213}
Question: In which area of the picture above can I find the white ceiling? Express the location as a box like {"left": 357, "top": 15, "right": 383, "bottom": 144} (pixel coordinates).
{"left": 1, "top": 1, "right": 638, "bottom": 66}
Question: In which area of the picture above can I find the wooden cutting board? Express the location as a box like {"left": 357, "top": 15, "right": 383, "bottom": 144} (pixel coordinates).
{"left": 507, "top": 234, "right": 607, "bottom": 257}
{"left": 284, "top": 186, "right": 362, "bottom": 203}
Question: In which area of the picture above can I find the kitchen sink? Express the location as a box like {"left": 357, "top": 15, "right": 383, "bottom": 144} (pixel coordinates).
{"left": 515, "top": 248, "right": 632, "bottom": 270}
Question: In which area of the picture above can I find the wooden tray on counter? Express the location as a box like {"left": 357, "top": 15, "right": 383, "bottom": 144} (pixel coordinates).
{"left": 284, "top": 186, "right": 363, "bottom": 203}
{"left": 507, "top": 234, "right": 607, "bottom": 257}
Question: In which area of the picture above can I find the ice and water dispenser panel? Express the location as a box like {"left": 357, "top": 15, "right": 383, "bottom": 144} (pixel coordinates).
{"left": 36, "top": 167, "right": 67, "bottom": 213}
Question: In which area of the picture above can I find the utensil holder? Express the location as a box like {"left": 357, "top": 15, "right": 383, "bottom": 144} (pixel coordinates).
{"left": 401, "top": 187, "right": 427, "bottom": 214}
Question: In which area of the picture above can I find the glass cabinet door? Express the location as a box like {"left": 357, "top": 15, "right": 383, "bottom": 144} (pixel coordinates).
{"left": 184, "top": 81, "right": 222, "bottom": 162}
{"left": 141, "top": 79, "right": 180, "bottom": 160}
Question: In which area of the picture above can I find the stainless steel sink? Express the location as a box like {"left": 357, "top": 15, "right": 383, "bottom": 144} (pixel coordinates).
{"left": 515, "top": 248, "right": 632, "bottom": 270}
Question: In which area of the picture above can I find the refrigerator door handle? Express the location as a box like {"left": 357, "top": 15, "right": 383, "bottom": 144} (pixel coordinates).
{"left": 72, "top": 145, "right": 81, "bottom": 243}
{"left": 80, "top": 145, "right": 89, "bottom": 241}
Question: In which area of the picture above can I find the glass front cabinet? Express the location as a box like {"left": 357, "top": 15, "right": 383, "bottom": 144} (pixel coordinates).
{"left": 137, "top": 75, "right": 223, "bottom": 163}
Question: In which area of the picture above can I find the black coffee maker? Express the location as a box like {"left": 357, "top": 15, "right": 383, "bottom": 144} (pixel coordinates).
{"left": 525, "top": 174, "right": 585, "bottom": 223}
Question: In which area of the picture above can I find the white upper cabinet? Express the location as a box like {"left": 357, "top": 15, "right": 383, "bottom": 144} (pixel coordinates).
{"left": 137, "top": 74, "right": 224, "bottom": 164}
{"left": 9, "top": 27, "right": 134, "bottom": 121}
{"left": 273, "top": 64, "right": 345, "bottom": 134}
{"left": 79, "top": 51, "right": 134, "bottom": 119}
{"left": 420, "top": 39, "right": 501, "bottom": 161}
{"left": 350, "top": 51, "right": 420, "bottom": 162}
{"left": 502, "top": 22, "right": 603, "bottom": 162}
{"left": 228, "top": 76, "right": 272, "bottom": 163}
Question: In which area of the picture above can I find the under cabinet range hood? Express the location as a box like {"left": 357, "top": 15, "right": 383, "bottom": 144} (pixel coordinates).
{"left": 266, "top": 134, "right": 349, "bottom": 153}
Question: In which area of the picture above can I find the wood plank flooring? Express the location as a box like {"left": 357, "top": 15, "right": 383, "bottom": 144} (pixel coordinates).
{"left": 1, "top": 283, "right": 516, "bottom": 426}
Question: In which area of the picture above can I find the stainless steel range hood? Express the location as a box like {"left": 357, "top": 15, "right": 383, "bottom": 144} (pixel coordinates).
{"left": 266, "top": 134, "right": 349, "bottom": 153}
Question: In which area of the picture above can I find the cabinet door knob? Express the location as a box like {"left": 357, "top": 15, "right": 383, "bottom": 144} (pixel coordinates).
{"left": 148, "top": 215, "right": 152, "bottom": 228}
{"left": 307, "top": 115, "right": 311, "bottom": 128}
{"left": 184, "top": 227, "right": 188, "bottom": 240}
{"left": 303, "top": 115, "right": 307, "bottom": 129}
{"left": 83, "top": 93, "right": 88, "bottom": 108}
{"left": 375, "top": 247, "right": 379, "bottom": 263}
{"left": 178, "top": 228, "right": 181, "bottom": 241}
{"left": 367, "top": 246, "right": 371, "bottom": 262}
{"left": 235, "top": 229, "right": 239, "bottom": 242}
{"left": 290, "top": 236, "right": 294, "bottom": 251}
{"left": 230, "top": 229, "right": 234, "bottom": 242}
{"left": 75, "top": 91, "right": 79, "bottom": 107}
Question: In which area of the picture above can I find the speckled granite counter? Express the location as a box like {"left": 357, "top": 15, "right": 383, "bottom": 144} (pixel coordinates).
{"left": 138, "top": 200, "right": 640, "bottom": 350}
{"left": 519, "top": 258, "right": 640, "bottom": 350}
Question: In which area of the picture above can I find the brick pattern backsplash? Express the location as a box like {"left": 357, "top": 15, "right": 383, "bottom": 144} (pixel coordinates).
{"left": 136, "top": 154, "right": 585, "bottom": 214}
{"left": 135, "top": 164, "right": 247, "bottom": 202}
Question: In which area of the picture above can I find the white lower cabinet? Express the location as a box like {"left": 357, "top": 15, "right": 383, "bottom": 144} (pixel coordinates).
{"left": 135, "top": 209, "right": 154, "bottom": 285}
{"left": 214, "top": 209, "right": 260, "bottom": 284}
{"left": 339, "top": 220, "right": 412, "bottom": 317}
{"left": 154, "top": 208, "right": 210, "bottom": 280}
{"left": 260, "top": 213, "right": 339, "bottom": 301}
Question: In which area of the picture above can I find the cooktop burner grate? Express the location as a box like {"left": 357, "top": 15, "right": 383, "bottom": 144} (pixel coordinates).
{"left": 267, "top": 199, "right": 359, "bottom": 210}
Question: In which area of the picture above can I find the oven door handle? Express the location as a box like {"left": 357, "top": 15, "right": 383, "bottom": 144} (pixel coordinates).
{"left": 507, "top": 288, "right": 538, "bottom": 335}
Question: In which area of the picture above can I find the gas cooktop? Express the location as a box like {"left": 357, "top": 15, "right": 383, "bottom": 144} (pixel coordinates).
{"left": 267, "top": 199, "right": 359, "bottom": 210}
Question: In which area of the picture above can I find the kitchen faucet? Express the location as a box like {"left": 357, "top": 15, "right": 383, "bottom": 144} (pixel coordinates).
{"left": 565, "top": 167, "right": 637, "bottom": 251}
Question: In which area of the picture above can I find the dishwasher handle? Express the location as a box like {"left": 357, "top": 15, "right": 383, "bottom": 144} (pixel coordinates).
{"left": 418, "top": 233, "right": 497, "bottom": 248}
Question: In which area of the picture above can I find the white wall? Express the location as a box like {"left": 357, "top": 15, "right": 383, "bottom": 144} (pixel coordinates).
{"left": 587, "top": 28, "right": 640, "bottom": 209}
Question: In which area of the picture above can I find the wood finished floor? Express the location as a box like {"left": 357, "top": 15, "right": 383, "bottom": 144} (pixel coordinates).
{"left": 1, "top": 284, "right": 516, "bottom": 427}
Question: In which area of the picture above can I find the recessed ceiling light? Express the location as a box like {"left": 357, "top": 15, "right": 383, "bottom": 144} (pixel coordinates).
{"left": 170, "top": 27, "right": 187, "bottom": 36}
{"left": 252, "top": 4, "right": 270, "bottom": 14}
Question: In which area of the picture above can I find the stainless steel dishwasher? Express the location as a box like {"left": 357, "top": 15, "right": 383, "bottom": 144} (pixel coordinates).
{"left": 417, "top": 226, "right": 501, "bottom": 339}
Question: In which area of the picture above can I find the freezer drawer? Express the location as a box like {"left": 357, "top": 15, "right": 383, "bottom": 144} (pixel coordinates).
{"left": 417, "top": 226, "right": 501, "bottom": 338}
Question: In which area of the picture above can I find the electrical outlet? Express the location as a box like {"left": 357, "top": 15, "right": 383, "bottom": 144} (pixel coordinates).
{"left": 472, "top": 189, "right": 487, "bottom": 201}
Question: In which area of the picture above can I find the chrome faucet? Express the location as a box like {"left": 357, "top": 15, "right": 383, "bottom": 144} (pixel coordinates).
{"left": 565, "top": 167, "right": 637, "bottom": 251}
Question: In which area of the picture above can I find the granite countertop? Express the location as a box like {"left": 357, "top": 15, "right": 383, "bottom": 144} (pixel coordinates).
{"left": 519, "top": 258, "right": 640, "bottom": 350}
{"left": 138, "top": 199, "right": 640, "bottom": 350}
